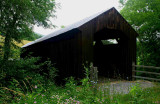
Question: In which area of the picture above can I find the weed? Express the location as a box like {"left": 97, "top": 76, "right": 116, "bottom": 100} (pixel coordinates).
{"left": 1, "top": 60, "right": 160, "bottom": 104}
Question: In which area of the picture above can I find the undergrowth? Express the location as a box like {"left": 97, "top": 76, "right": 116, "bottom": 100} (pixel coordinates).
{"left": 0, "top": 58, "right": 160, "bottom": 104}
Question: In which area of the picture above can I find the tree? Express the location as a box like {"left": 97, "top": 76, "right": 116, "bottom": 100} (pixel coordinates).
{"left": 120, "top": 0, "right": 160, "bottom": 66}
{"left": 0, "top": 0, "right": 56, "bottom": 60}
{"left": 23, "top": 32, "right": 43, "bottom": 41}
{"left": 61, "top": 25, "right": 65, "bottom": 28}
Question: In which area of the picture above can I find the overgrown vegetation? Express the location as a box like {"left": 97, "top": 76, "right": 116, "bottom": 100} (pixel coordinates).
{"left": 120, "top": 0, "right": 160, "bottom": 66}
{"left": 120, "top": 0, "right": 160, "bottom": 79}
{"left": 0, "top": 0, "right": 56, "bottom": 60}
{"left": 1, "top": 63, "right": 160, "bottom": 103}
{"left": 23, "top": 33, "right": 43, "bottom": 41}
{"left": 0, "top": 56, "right": 57, "bottom": 103}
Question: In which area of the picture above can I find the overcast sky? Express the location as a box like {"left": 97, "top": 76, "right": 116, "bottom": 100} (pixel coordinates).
{"left": 34, "top": 0, "right": 121, "bottom": 35}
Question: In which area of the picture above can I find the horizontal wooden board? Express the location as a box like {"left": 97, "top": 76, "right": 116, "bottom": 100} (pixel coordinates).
{"left": 133, "top": 65, "right": 160, "bottom": 70}
{"left": 133, "top": 76, "right": 160, "bottom": 81}
{"left": 133, "top": 70, "right": 160, "bottom": 75}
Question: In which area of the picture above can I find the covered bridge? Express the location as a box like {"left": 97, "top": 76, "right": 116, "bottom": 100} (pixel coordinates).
{"left": 22, "top": 7, "right": 138, "bottom": 81}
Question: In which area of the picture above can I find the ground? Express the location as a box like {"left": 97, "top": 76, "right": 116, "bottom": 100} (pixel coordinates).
{"left": 98, "top": 77, "right": 155, "bottom": 94}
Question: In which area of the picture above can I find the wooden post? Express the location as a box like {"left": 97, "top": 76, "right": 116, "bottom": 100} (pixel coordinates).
{"left": 94, "top": 67, "right": 98, "bottom": 83}
{"left": 90, "top": 64, "right": 98, "bottom": 84}
{"left": 90, "top": 64, "right": 94, "bottom": 81}
{"left": 132, "top": 62, "right": 135, "bottom": 81}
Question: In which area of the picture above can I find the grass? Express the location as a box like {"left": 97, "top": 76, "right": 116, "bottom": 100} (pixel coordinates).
{"left": 120, "top": 86, "right": 160, "bottom": 104}
{"left": 0, "top": 59, "right": 159, "bottom": 104}
{"left": 0, "top": 35, "right": 31, "bottom": 57}
{"left": 0, "top": 35, "right": 31, "bottom": 47}
{"left": 1, "top": 78, "right": 160, "bottom": 104}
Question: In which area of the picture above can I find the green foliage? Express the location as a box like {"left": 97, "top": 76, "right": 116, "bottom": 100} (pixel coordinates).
{"left": 65, "top": 77, "right": 77, "bottom": 97}
{"left": 120, "top": 0, "right": 160, "bottom": 79}
{"left": 118, "top": 84, "right": 160, "bottom": 104}
{"left": 0, "top": 0, "right": 57, "bottom": 60}
{"left": 60, "top": 25, "right": 65, "bottom": 28}
{"left": 0, "top": 56, "right": 57, "bottom": 103}
{"left": 1, "top": 71, "right": 160, "bottom": 103}
{"left": 129, "top": 83, "right": 143, "bottom": 102}
{"left": 23, "top": 33, "right": 43, "bottom": 41}
{"left": 120, "top": 0, "right": 160, "bottom": 67}
{"left": 3, "top": 78, "right": 160, "bottom": 104}
{"left": 0, "top": 59, "right": 160, "bottom": 103}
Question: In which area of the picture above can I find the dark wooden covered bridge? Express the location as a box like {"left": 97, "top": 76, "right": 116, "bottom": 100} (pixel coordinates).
{"left": 22, "top": 7, "right": 138, "bottom": 81}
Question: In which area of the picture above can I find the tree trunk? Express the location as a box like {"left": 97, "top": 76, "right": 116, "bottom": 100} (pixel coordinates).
{"left": 3, "top": 32, "right": 11, "bottom": 60}
{"left": 3, "top": 14, "right": 17, "bottom": 60}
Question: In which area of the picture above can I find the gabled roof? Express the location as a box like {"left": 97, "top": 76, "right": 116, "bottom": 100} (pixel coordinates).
{"left": 22, "top": 8, "right": 114, "bottom": 48}
{"left": 22, "top": 7, "right": 138, "bottom": 48}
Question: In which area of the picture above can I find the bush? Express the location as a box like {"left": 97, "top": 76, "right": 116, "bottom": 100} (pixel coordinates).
{"left": 1, "top": 59, "right": 160, "bottom": 104}
{"left": 0, "top": 57, "right": 57, "bottom": 103}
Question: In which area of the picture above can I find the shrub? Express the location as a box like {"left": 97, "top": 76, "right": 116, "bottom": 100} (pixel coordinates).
{"left": 0, "top": 57, "right": 57, "bottom": 103}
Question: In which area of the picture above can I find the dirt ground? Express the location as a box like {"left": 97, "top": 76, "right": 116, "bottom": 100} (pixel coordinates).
{"left": 97, "top": 77, "right": 155, "bottom": 94}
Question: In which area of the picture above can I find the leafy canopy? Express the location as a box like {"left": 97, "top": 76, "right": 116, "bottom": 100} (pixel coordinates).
{"left": 0, "top": 0, "right": 56, "bottom": 59}
{"left": 0, "top": 0, "right": 56, "bottom": 41}
{"left": 120, "top": 0, "right": 160, "bottom": 66}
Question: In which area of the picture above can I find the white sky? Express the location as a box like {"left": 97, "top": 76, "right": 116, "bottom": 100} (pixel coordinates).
{"left": 34, "top": 0, "right": 121, "bottom": 35}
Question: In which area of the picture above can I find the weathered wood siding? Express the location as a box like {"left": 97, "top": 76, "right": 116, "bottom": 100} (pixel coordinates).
{"left": 78, "top": 7, "right": 137, "bottom": 79}
{"left": 22, "top": 7, "right": 138, "bottom": 81}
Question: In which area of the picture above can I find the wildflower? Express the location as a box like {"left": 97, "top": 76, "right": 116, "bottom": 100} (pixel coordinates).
{"left": 65, "top": 99, "right": 69, "bottom": 101}
{"left": 35, "top": 85, "right": 37, "bottom": 89}
{"left": 77, "top": 101, "right": 80, "bottom": 104}
{"left": 34, "top": 101, "right": 37, "bottom": 103}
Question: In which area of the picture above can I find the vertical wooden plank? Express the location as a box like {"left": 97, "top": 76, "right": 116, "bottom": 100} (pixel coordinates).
{"left": 132, "top": 62, "right": 135, "bottom": 80}
{"left": 94, "top": 67, "right": 98, "bottom": 83}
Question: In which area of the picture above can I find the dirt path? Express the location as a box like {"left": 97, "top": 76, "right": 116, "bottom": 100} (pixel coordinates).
{"left": 98, "top": 79, "right": 155, "bottom": 94}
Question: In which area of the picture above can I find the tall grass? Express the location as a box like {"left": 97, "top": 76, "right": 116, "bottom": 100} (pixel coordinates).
{"left": 0, "top": 58, "right": 160, "bottom": 104}
{"left": 2, "top": 77, "right": 159, "bottom": 104}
